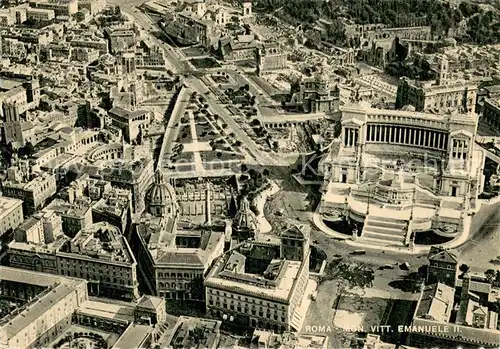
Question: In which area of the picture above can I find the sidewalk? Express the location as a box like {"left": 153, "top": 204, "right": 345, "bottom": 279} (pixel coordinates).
{"left": 254, "top": 181, "right": 280, "bottom": 234}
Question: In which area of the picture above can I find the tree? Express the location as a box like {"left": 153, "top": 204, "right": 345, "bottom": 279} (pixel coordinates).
{"left": 459, "top": 264, "right": 470, "bottom": 274}
{"left": 136, "top": 129, "right": 143, "bottom": 145}
{"left": 0, "top": 142, "right": 14, "bottom": 167}
{"left": 494, "top": 270, "right": 500, "bottom": 288}
{"left": 19, "top": 141, "right": 35, "bottom": 157}
{"left": 485, "top": 269, "right": 496, "bottom": 283}
{"left": 333, "top": 121, "right": 342, "bottom": 138}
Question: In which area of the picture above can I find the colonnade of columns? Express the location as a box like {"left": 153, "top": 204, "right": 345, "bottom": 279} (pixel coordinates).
{"left": 365, "top": 124, "right": 449, "bottom": 150}
{"left": 451, "top": 139, "right": 469, "bottom": 160}
{"left": 344, "top": 128, "right": 359, "bottom": 147}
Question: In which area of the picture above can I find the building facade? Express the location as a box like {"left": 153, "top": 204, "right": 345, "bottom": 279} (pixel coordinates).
{"left": 0, "top": 266, "right": 88, "bottom": 349}
{"left": 288, "top": 75, "right": 340, "bottom": 113}
{"left": 481, "top": 98, "right": 500, "bottom": 132}
{"left": 8, "top": 222, "right": 140, "bottom": 301}
{"left": 396, "top": 77, "right": 477, "bottom": 114}
{"left": 108, "top": 107, "right": 151, "bottom": 144}
{"left": 0, "top": 196, "right": 24, "bottom": 238}
{"left": 426, "top": 247, "right": 459, "bottom": 287}
{"left": 319, "top": 102, "right": 485, "bottom": 248}
{"left": 2, "top": 169, "right": 57, "bottom": 216}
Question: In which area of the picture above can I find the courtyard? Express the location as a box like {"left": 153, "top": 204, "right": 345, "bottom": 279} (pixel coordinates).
{"left": 49, "top": 325, "right": 121, "bottom": 349}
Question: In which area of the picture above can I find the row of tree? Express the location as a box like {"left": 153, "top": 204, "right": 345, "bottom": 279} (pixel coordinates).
{"left": 255, "top": 0, "right": 500, "bottom": 45}
{"left": 0, "top": 141, "right": 35, "bottom": 168}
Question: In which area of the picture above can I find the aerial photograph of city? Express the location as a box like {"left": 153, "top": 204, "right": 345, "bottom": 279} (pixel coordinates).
{"left": 0, "top": 0, "right": 499, "bottom": 347}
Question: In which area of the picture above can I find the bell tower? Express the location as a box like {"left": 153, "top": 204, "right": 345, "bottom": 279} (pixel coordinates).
{"left": 242, "top": 0, "right": 252, "bottom": 17}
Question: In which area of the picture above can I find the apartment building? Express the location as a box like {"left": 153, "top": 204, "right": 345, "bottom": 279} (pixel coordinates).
{"left": 8, "top": 221, "right": 140, "bottom": 301}
{"left": 2, "top": 168, "right": 57, "bottom": 216}
{"left": 28, "top": 0, "right": 78, "bottom": 16}
{"left": 204, "top": 225, "right": 311, "bottom": 333}
{"left": 26, "top": 8, "right": 55, "bottom": 22}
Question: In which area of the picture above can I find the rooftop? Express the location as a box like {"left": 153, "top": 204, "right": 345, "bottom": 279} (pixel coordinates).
{"left": 164, "top": 316, "right": 221, "bottom": 349}
{"left": 415, "top": 283, "right": 454, "bottom": 323}
{"left": 112, "top": 324, "right": 153, "bottom": 349}
{"left": 100, "top": 157, "right": 153, "bottom": 182}
{"left": 67, "top": 222, "right": 135, "bottom": 264}
{"left": 77, "top": 300, "right": 135, "bottom": 323}
{"left": 3, "top": 171, "right": 55, "bottom": 191}
{"left": 109, "top": 106, "right": 149, "bottom": 120}
{"left": 0, "top": 266, "right": 86, "bottom": 339}
{"left": 428, "top": 246, "right": 459, "bottom": 263}
{"left": 46, "top": 199, "right": 92, "bottom": 219}
{"left": 205, "top": 245, "right": 302, "bottom": 302}
{"left": 137, "top": 216, "right": 224, "bottom": 268}
{"left": 0, "top": 196, "right": 23, "bottom": 220}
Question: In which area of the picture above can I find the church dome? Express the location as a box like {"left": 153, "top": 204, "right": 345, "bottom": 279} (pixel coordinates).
{"left": 145, "top": 170, "right": 177, "bottom": 217}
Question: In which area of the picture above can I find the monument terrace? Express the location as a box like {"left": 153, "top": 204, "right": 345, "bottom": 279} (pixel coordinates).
{"left": 318, "top": 101, "right": 485, "bottom": 249}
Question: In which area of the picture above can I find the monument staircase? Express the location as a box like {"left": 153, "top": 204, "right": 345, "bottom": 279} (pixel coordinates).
{"left": 360, "top": 214, "right": 408, "bottom": 247}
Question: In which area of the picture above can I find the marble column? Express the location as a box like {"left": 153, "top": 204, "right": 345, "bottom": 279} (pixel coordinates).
{"left": 398, "top": 127, "right": 402, "bottom": 143}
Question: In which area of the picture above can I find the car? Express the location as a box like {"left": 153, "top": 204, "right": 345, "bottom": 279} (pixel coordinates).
{"left": 400, "top": 262, "right": 411, "bottom": 270}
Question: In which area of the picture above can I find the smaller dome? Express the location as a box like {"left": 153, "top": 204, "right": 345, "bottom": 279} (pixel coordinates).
{"left": 146, "top": 170, "right": 177, "bottom": 217}
{"left": 401, "top": 105, "right": 416, "bottom": 112}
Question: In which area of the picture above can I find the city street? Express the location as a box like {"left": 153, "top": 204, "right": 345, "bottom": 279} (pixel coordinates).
{"left": 158, "top": 86, "right": 189, "bottom": 169}
{"left": 457, "top": 200, "right": 500, "bottom": 272}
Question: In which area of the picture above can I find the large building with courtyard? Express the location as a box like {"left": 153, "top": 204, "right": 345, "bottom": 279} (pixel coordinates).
{"left": 318, "top": 101, "right": 485, "bottom": 248}
{"left": 0, "top": 266, "right": 88, "bottom": 349}
{"left": 204, "top": 224, "right": 312, "bottom": 333}
{"left": 8, "top": 221, "right": 140, "bottom": 301}
{"left": 132, "top": 170, "right": 226, "bottom": 301}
